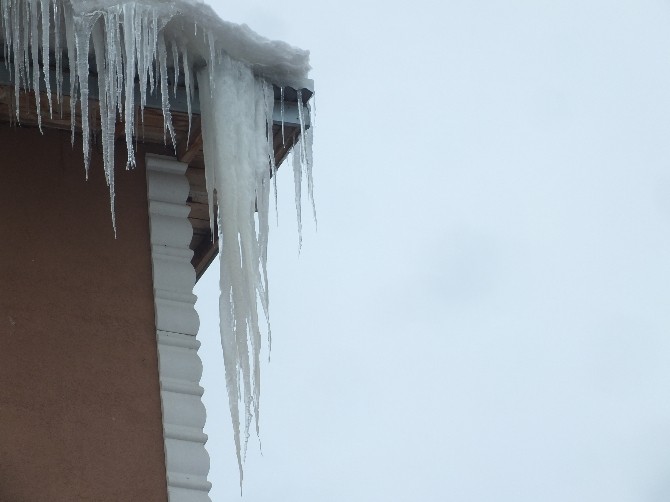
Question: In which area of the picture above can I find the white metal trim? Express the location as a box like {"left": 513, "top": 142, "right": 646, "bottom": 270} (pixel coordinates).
{"left": 146, "top": 154, "right": 212, "bottom": 502}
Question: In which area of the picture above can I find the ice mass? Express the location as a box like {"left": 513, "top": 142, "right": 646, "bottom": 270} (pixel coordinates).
{"left": 0, "top": 0, "right": 314, "bottom": 486}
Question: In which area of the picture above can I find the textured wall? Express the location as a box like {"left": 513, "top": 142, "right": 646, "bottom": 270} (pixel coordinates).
{"left": 0, "top": 124, "right": 168, "bottom": 501}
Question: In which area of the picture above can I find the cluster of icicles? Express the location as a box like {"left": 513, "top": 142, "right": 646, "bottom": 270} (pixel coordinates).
{"left": 0, "top": 0, "right": 314, "bottom": 489}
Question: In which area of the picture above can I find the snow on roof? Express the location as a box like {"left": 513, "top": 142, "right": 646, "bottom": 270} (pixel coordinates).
{"left": 69, "top": 0, "right": 312, "bottom": 84}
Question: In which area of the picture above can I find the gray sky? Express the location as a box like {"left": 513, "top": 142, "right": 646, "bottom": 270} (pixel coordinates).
{"left": 195, "top": 1, "right": 670, "bottom": 500}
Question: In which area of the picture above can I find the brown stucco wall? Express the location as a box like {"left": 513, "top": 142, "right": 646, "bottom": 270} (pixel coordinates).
{"left": 0, "top": 124, "right": 168, "bottom": 501}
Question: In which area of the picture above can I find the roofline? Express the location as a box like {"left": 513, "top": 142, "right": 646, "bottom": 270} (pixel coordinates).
{"left": 0, "top": 60, "right": 313, "bottom": 126}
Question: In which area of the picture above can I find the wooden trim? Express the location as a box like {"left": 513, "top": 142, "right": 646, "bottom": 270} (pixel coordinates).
{"left": 178, "top": 116, "right": 203, "bottom": 164}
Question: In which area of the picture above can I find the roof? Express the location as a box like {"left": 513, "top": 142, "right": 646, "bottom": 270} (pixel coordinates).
{"left": 0, "top": 0, "right": 313, "bottom": 279}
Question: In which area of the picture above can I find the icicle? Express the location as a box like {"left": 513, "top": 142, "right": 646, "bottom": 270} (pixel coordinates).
{"left": 30, "top": 0, "right": 42, "bottom": 132}
{"left": 63, "top": 2, "right": 77, "bottom": 143}
{"left": 171, "top": 39, "right": 179, "bottom": 98}
{"left": 40, "top": 0, "right": 52, "bottom": 118}
{"left": 91, "top": 17, "right": 116, "bottom": 232}
{"left": 107, "top": 8, "right": 123, "bottom": 117}
{"left": 199, "top": 63, "right": 245, "bottom": 483}
{"left": 310, "top": 90, "right": 317, "bottom": 124}
{"left": 122, "top": 2, "right": 136, "bottom": 168}
{"left": 73, "top": 12, "right": 98, "bottom": 176}
{"left": 1, "top": 0, "right": 10, "bottom": 69}
{"left": 296, "top": 89, "right": 306, "bottom": 164}
{"left": 260, "top": 78, "right": 274, "bottom": 352}
{"left": 265, "top": 83, "right": 279, "bottom": 225}
{"left": 293, "top": 89, "right": 309, "bottom": 248}
{"left": 135, "top": 8, "right": 148, "bottom": 119}
{"left": 53, "top": 0, "right": 62, "bottom": 110}
{"left": 156, "top": 31, "right": 175, "bottom": 149}
{"left": 147, "top": 9, "right": 157, "bottom": 94}
{"left": 22, "top": 1, "right": 30, "bottom": 92}
{"left": 180, "top": 39, "right": 192, "bottom": 145}
{"left": 292, "top": 140, "right": 303, "bottom": 249}
{"left": 198, "top": 65, "right": 217, "bottom": 238}
{"left": 11, "top": 0, "right": 20, "bottom": 122}
{"left": 305, "top": 103, "right": 317, "bottom": 227}
{"left": 198, "top": 53, "right": 277, "bottom": 492}
{"left": 206, "top": 28, "right": 216, "bottom": 94}
{"left": 295, "top": 89, "right": 317, "bottom": 226}
{"left": 280, "top": 85, "right": 285, "bottom": 145}
{"left": 292, "top": 90, "right": 317, "bottom": 231}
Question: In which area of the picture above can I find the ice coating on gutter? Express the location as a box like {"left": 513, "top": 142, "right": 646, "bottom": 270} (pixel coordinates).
{"left": 0, "top": 0, "right": 314, "bottom": 489}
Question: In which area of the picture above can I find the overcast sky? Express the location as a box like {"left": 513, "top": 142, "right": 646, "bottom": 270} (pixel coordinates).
{"left": 195, "top": 1, "right": 670, "bottom": 500}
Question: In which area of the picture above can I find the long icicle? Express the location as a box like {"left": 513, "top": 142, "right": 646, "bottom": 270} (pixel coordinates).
{"left": 40, "top": 0, "right": 52, "bottom": 118}
{"left": 29, "top": 0, "right": 41, "bottom": 132}
{"left": 198, "top": 53, "right": 279, "bottom": 493}
{"left": 122, "top": 2, "right": 136, "bottom": 168}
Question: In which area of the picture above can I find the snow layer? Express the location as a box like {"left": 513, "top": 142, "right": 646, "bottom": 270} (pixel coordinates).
{"left": 0, "top": 0, "right": 313, "bottom": 489}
